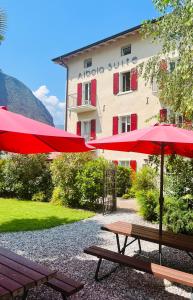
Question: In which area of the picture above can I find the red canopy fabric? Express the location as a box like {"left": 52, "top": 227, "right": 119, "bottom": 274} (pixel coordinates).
{"left": 89, "top": 124, "right": 193, "bottom": 158}
{"left": 0, "top": 106, "right": 91, "bottom": 153}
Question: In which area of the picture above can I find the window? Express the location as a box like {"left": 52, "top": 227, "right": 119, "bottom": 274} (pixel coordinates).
{"left": 167, "top": 109, "right": 183, "bottom": 126}
{"left": 120, "top": 115, "right": 131, "bottom": 133}
{"left": 83, "top": 82, "right": 91, "bottom": 104}
{"left": 176, "top": 114, "right": 183, "bottom": 127}
{"left": 119, "top": 161, "right": 130, "bottom": 168}
{"left": 121, "top": 45, "right": 131, "bottom": 56}
{"left": 122, "top": 71, "right": 131, "bottom": 92}
{"left": 169, "top": 61, "right": 176, "bottom": 72}
{"left": 84, "top": 58, "right": 92, "bottom": 68}
{"left": 82, "top": 121, "right": 91, "bottom": 142}
{"left": 152, "top": 77, "right": 158, "bottom": 93}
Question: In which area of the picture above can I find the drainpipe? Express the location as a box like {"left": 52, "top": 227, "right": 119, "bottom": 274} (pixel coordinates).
{"left": 65, "top": 65, "right": 69, "bottom": 131}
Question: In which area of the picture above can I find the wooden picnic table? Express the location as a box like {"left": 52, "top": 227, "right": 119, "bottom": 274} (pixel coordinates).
{"left": 101, "top": 221, "right": 193, "bottom": 264}
{"left": 0, "top": 246, "right": 56, "bottom": 300}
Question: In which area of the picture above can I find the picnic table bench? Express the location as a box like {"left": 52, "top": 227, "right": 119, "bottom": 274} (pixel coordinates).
{"left": 84, "top": 246, "right": 193, "bottom": 299}
{"left": 101, "top": 221, "right": 193, "bottom": 264}
{"left": 0, "top": 246, "right": 84, "bottom": 300}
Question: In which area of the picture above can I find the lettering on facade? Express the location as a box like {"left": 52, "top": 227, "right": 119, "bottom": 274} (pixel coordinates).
{"left": 78, "top": 56, "right": 138, "bottom": 80}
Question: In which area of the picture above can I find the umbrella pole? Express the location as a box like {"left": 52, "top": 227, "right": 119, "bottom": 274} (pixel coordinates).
{"left": 159, "top": 143, "right": 165, "bottom": 264}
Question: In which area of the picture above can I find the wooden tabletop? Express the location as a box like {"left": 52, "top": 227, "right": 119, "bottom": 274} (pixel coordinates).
{"left": 101, "top": 221, "right": 193, "bottom": 253}
{"left": 0, "top": 246, "right": 56, "bottom": 300}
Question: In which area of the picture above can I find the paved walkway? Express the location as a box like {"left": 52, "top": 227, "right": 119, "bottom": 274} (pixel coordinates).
{"left": 117, "top": 198, "right": 139, "bottom": 212}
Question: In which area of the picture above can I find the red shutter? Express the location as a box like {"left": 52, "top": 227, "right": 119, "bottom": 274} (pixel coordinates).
{"left": 130, "top": 160, "right": 137, "bottom": 172}
{"left": 91, "top": 79, "right": 97, "bottom": 106}
{"left": 160, "top": 109, "right": 167, "bottom": 122}
{"left": 77, "top": 83, "right": 82, "bottom": 106}
{"left": 113, "top": 160, "right": 118, "bottom": 166}
{"left": 131, "top": 114, "right": 138, "bottom": 131}
{"left": 90, "top": 119, "right": 96, "bottom": 140}
{"left": 131, "top": 68, "right": 138, "bottom": 91}
{"left": 112, "top": 116, "right": 119, "bottom": 135}
{"left": 76, "top": 121, "right": 81, "bottom": 136}
{"left": 160, "top": 59, "right": 167, "bottom": 71}
{"left": 113, "top": 73, "right": 119, "bottom": 95}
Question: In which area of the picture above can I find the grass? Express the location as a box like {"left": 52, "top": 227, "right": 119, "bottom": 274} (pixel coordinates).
{"left": 0, "top": 198, "right": 95, "bottom": 232}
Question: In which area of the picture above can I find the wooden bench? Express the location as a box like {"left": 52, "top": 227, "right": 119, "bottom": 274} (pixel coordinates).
{"left": 101, "top": 222, "right": 193, "bottom": 264}
{"left": 46, "top": 273, "right": 84, "bottom": 300}
{"left": 84, "top": 245, "right": 193, "bottom": 299}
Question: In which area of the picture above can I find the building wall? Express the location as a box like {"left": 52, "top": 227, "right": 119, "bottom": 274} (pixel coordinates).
{"left": 66, "top": 32, "right": 162, "bottom": 169}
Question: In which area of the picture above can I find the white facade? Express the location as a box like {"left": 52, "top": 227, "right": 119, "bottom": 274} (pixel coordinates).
{"left": 53, "top": 27, "right": 164, "bottom": 169}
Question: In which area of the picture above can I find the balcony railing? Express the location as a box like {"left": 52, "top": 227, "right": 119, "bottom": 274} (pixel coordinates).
{"left": 67, "top": 93, "right": 97, "bottom": 113}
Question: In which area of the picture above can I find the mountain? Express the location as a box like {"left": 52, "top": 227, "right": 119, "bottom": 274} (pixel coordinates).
{"left": 0, "top": 71, "right": 54, "bottom": 126}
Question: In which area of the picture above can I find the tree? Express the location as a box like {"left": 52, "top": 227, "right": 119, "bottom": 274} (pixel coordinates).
{"left": 0, "top": 8, "right": 6, "bottom": 43}
{"left": 139, "top": 0, "right": 193, "bottom": 120}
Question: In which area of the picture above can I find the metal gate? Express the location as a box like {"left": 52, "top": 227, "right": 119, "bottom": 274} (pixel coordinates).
{"left": 102, "top": 165, "right": 117, "bottom": 214}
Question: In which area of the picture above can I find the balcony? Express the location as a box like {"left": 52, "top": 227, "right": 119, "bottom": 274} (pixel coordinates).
{"left": 67, "top": 93, "right": 97, "bottom": 113}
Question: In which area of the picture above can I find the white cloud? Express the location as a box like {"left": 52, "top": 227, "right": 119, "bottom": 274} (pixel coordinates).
{"left": 33, "top": 85, "right": 65, "bottom": 126}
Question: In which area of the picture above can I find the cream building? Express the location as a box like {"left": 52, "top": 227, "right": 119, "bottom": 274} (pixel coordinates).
{"left": 53, "top": 24, "right": 166, "bottom": 170}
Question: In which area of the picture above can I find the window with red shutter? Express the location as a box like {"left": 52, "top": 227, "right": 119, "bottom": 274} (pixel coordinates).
{"left": 131, "top": 68, "right": 138, "bottom": 90}
{"left": 90, "top": 119, "right": 96, "bottom": 140}
{"left": 77, "top": 83, "right": 82, "bottom": 106}
{"left": 113, "top": 73, "right": 119, "bottom": 95}
{"left": 160, "top": 109, "right": 167, "bottom": 122}
{"left": 131, "top": 113, "right": 138, "bottom": 131}
{"left": 112, "top": 116, "right": 119, "bottom": 135}
{"left": 91, "top": 79, "right": 97, "bottom": 106}
{"left": 130, "top": 160, "right": 137, "bottom": 172}
{"left": 76, "top": 121, "right": 81, "bottom": 136}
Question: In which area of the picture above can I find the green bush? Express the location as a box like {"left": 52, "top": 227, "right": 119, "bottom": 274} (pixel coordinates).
{"left": 32, "top": 192, "right": 47, "bottom": 202}
{"left": 50, "top": 152, "right": 93, "bottom": 208}
{"left": 163, "top": 194, "right": 193, "bottom": 234}
{"left": 76, "top": 158, "right": 110, "bottom": 210}
{"left": 165, "top": 156, "right": 193, "bottom": 197}
{"left": 0, "top": 159, "right": 6, "bottom": 195}
{"left": 133, "top": 165, "right": 157, "bottom": 192}
{"left": 50, "top": 186, "right": 66, "bottom": 206}
{"left": 136, "top": 189, "right": 159, "bottom": 221}
{"left": 116, "top": 166, "right": 132, "bottom": 197}
{"left": 1, "top": 154, "right": 52, "bottom": 199}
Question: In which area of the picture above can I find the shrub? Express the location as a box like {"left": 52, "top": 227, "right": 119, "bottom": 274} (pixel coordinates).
{"left": 165, "top": 156, "right": 193, "bottom": 197}
{"left": 76, "top": 158, "right": 110, "bottom": 210}
{"left": 163, "top": 194, "right": 193, "bottom": 234}
{"left": 50, "top": 186, "right": 66, "bottom": 206}
{"left": 133, "top": 165, "right": 157, "bottom": 192}
{"left": 116, "top": 166, "right": 132, "bottom": 197}
{"left": 0, "top": 159, "right": 6, "bottom": 195}
{"left": 50, "top": 152, "right": 93, "bottom": 208}
{"left": 122, "top": 187, "right": 136, "bottom": 199}
{"left": 1, "top": 154, "right": 52, "bottom": 199}
{"left": 136, "top": 189, "right": 159, "bottom": 221}
{"left": 32, "top": 192, "right": 47, "bottom": 202}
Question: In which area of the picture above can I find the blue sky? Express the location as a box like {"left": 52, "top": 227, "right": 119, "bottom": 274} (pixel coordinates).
{"left": 0, "top": 0, "right": 160, "bottom": 125}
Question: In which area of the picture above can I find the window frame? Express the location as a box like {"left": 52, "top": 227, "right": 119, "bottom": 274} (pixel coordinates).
{"left": 119, "top": 114, "right": 131, "bottom": 134}
{"left": 83, "top": 81, "right": 91, "bottom": 105}
{"left": 121, "top": 44, "right": 131, "bottom": 56}
{"left": 81, "top": 120, "right": 91, "bottom": 142}
{"left": 120, "top": 71, "right": 131, "bottom": 93}
{"left": 84, "top": 58, "right": 92, "bottom": 69}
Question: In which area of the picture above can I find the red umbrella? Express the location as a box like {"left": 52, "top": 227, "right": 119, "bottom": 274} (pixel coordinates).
{"left": 0, "top": 106, "right": 90, "bottom": 153}
{"left": 89, "top": 123, "right": 193, "bottom": 262}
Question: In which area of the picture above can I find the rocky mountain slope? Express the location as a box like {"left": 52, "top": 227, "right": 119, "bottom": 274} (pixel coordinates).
{"left": 0, "top": 71, "right": 54, "bottom": 126}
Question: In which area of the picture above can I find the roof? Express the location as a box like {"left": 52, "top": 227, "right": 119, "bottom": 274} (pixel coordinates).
{"left": 52, "top": 23, "right": 142, "bottom": 66}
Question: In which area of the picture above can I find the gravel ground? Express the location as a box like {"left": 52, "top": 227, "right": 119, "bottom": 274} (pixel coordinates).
{"left": 0, "top": 210, "right": 192, "bottom": 300}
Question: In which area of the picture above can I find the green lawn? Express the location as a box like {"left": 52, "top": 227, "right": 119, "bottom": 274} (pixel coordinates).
{"left": 0, "top": 198, "right": 95, "bottom": 232}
